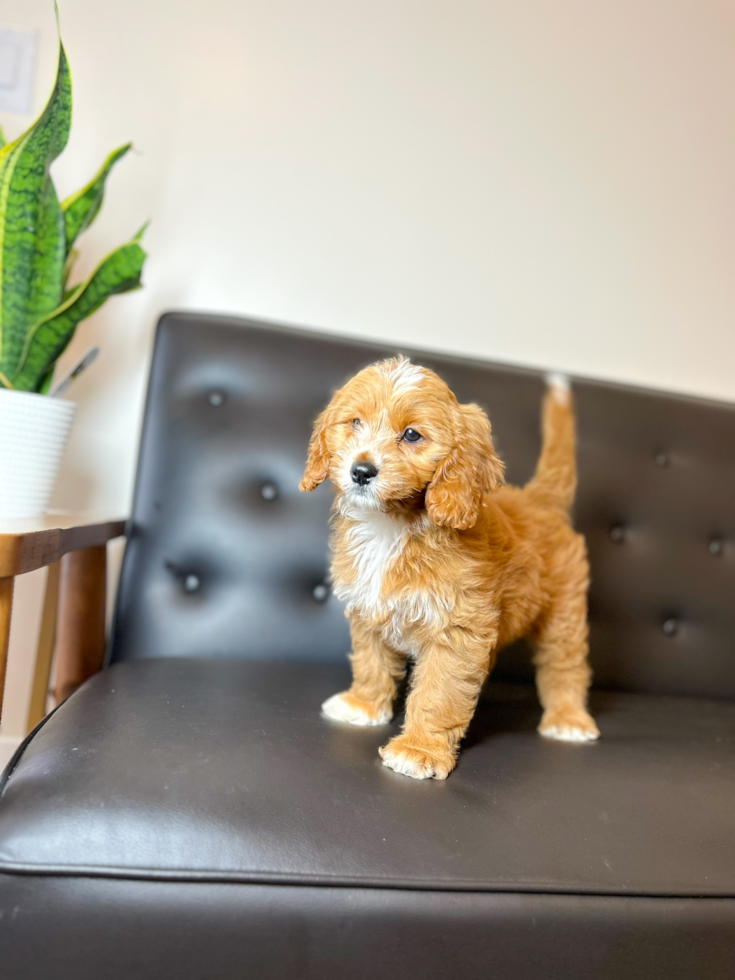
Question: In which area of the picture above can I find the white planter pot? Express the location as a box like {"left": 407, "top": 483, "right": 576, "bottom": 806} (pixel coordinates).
{"left": 0, "top": 389, "right": 76, "bottom": 519}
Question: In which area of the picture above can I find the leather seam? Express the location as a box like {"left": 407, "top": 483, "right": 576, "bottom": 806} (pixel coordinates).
{"left": 0, "top": 860, "right": 731, "bottom": 900}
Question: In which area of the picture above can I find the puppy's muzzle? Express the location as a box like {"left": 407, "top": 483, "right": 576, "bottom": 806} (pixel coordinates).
{"left": 351, "top": 461, "right": 378, "bottom": 486}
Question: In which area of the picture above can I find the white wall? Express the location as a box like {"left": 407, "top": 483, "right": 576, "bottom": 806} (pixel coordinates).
{"left": 1, "top": 0, "right": 734, "bottom": 747}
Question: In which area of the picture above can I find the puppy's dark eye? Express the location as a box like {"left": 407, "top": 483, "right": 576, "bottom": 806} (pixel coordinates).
{"left": 402, "top": 427, "right": 422, "bottom": 443}
{"left": 351, "top": 418, "right": 362, "bottom": 427}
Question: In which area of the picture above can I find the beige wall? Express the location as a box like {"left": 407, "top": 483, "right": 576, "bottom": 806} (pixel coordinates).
{"left": 1, "top": 0, "right": 733, "bottom": 750}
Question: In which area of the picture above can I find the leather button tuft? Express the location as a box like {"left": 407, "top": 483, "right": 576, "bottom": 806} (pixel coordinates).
{"left": 709, "top": 537, "right": 724, "bottom": 557}
{"left": 312, "top": 583, "right": 329, "bottom": 603}
{"left": 655, "top": 452, "right": 669, "bottom": 468}
{"left": 207, "top": 391, "right": 226, "bottom": 407}
{"left": 183, "top": 574, "right": 201, "bottom": 593}
{"left": 609, "top": 524, "right": 625, "bottom": 543}
{"left": 260, "top": 482, "right": 278, "bottom": 501}
{"left": 662, "top": 617, "right": 679, "bottom": 637}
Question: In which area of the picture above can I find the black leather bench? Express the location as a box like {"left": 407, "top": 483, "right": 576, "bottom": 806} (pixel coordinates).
{"left": 1, "top": 312, "right": 733, "bottom": 979}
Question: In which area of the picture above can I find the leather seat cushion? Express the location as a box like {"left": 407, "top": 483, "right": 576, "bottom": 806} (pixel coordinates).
{"left": 1, "top": 658, "right": 733, "bottom": 897}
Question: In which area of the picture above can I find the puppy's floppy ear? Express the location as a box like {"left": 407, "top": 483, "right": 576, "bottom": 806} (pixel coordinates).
{"left": 425, "top": 403, "right": 504, "bottom": 530}
{"left": 299, "top": 406, "right": 332, "bottom": 491}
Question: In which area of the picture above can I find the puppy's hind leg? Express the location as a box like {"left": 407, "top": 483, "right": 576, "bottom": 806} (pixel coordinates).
{"left": 533, "top": 587, "right": 600, "bottom": 743}
{"left": 321, "top": 615, "right": 405, "bottom": 726}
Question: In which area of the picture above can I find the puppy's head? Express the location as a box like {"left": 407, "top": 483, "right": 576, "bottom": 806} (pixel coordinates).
{"left": 300, "top": 357, "right": 504, "bottom": 529}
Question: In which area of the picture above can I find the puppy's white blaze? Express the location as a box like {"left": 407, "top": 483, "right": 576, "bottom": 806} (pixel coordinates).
{"left": 335, "top": 511, "right": 409, "bottom": 615}
{"left": 321, "top": 693, "right": 391, "bottom": 726}
{"left": 546, "top": 372, "right": 571, "bottom": 405}
{"left": 384, "top": 358, "right": 425, "bottom": 395}
{"left": 539, "top": 724, "right": 599, "bottom": 743}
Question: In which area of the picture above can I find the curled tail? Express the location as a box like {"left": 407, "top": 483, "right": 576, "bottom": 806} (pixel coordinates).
{"left": 525, "top": 373, "right": 577, "bottom": 513}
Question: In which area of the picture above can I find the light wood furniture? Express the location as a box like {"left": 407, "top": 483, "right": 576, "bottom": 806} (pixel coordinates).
{"left": 0, "top": 513, "right": 127, "bottom": 731}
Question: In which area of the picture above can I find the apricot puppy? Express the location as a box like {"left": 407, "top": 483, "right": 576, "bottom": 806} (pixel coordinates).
{"left": 300, "top": 357, "right": 599, "bottom": 780}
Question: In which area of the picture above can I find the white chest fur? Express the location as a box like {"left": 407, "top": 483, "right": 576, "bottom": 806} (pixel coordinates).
{"left": 333, "top": 512, "right": 449, "bottom": 650}
{"left": 333, "top": 511, "right": 409, "bottom": 618}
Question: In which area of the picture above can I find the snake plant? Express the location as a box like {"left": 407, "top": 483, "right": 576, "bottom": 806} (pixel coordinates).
{"left": 0, "top": 10, "right": 146, "bottom": 394}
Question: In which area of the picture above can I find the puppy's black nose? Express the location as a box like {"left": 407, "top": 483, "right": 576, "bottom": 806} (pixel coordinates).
{"left": 351, "top": 461, "right": 378, "bottom": 486}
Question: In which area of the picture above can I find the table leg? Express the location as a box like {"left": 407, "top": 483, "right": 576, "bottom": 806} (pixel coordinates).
{"left": 53, "top": 546, "right": 107, "bottom": 705}
{"left": 26, "top": 561, "right": 61, "bottom": 732}
{"left": 0, "top": 576, "right": 15, "bottom": 727}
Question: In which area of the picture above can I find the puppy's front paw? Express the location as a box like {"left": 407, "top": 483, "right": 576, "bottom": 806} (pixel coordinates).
{"left": 379, "top": 733, "right": 455, "bottom": 780}
{"left": 321, "top": 691, "right": 392, "bottom": 726}
{"left": 539, "top": 707, "right": 600, "bottom": 743}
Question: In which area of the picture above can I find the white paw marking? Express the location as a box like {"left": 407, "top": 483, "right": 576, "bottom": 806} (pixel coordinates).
{"left": 539, "top": 723, "right": 599, "bottom": 743}
{"left": 380, "top": 748, "right": 434, "bottom": 779}
{"left": 321, "top": 693, "right": 391, "bottom": 726}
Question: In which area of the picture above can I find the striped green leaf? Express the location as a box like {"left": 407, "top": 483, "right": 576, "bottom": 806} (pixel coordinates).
{"left": 12, "top": 234, "right": 146, "bottom": 392}
{"left": 62, "top": 246, "right": 79, "bottom": 291}
{"left": 61, "top": 143, "right": 131, "bottom": 253}
{"left": 26, "top": 176, "right": 66, "bottom": 331}
{"left": 0, "top": 41, "right": 71, "bottom": 381}
{"left": 0, "top": 5, "right": 148, "bottom": 393}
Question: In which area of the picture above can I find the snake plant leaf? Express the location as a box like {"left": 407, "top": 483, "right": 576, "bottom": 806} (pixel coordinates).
{"left": 25, "top": 176, "right": 66, "bottom": 332}
{"left": 0, "top": 40, "right": 71, "bottom": 381}
{"left": 61, "top": 279, "right": 84, "bottom": 306}
{"left": 0, "top": 127, "right": 5, "bottom": 149}
{"left": 12, "top": 235, "right": 146, "bottom": 392}
{"left": 61, "top": 143, "right": 132, "bottom": 253}
{"left": 62, "top": 246, "right": 79, "bottom": 290}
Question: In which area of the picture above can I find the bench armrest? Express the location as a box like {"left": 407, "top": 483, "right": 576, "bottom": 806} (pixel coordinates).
{"left": 0, "top": 513, "right": 127, "bottom": 578}
{"left": 0, "top": 513, "right": 128, "bottom": 730}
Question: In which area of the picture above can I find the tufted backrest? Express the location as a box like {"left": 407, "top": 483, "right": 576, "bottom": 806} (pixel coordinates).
{"left": 110, "top": 313, "right": 735, "bottom": 699}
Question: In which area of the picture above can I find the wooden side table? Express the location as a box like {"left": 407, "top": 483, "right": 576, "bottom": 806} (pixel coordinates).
{"left": 0, "top": 514, "right": 127, "bottom": 731}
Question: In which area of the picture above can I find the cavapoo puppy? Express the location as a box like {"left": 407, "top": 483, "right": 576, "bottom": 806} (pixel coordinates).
{"left": 300, "top": 357, "right": 599, "bottom": 780}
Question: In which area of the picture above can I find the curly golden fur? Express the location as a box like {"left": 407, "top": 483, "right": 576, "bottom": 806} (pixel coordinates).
{"left": 301, "top": 357, "right": 599, "bottom": 780}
